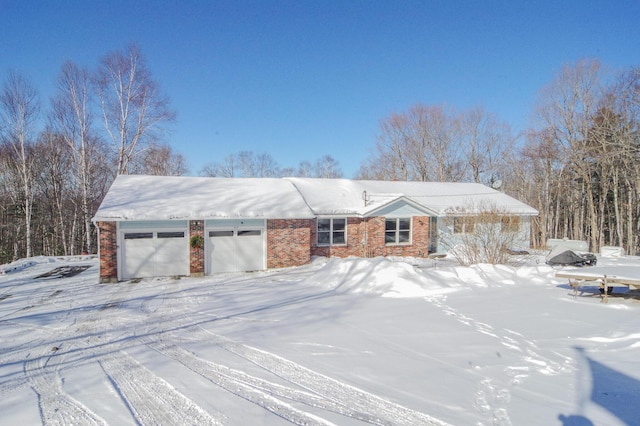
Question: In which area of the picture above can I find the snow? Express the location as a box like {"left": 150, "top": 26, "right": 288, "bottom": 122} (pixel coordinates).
{"left": 1, "top": 253, "right": 639, "bottom": 425}
{"left": 286, "top": 178, "right": 538, "bottom": 216}
{"left": 92, "top": 175, "right": 316, "bottom": 221}
{"left": 556, "top": 265, "right": 640, "bottom": 284}
{"left": 92, "top": 175, "right": 537, "bottom": 222}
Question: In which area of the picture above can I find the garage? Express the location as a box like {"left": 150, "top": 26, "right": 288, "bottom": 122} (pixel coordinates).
{"left": 119, "top": 221, "right": 189, "bottom": 280}
{"left": 206, "top": 219, "right": 265, "bottom": 274}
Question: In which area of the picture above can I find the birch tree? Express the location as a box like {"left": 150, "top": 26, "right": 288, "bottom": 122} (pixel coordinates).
{"left": 0, "top": 71, "right": 40, "bottom": 257}
{"left": 95, "top": 44, "right": 175, "bottom": 175}
{"left": 51, "top": 61, "right": 98, "bottom": 253}
{"left": 34, "top": 130, "right": 73, "bottom": 255}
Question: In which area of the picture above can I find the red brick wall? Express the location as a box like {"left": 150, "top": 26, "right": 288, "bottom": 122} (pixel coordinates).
{"left": 97, "top": 221, "right": 118, "bottom": 283}
{"left": 310, "top": 217, "right": 367, "bottom": 258}
{"left": 189, "top": 220, "right": 205, "bottom": 275}
{"left": 310, "top": 216, "right": 431, "bottom": 259}
{"left": 99, "top": 216, "right": 431, "bottom": 280}
{"left": 267, "top": 219, "right": 312, "bottom": 268}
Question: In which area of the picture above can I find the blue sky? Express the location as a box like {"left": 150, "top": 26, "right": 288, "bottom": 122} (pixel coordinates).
{"left": 1, "top": 1, "right": 638, "bottom": 177}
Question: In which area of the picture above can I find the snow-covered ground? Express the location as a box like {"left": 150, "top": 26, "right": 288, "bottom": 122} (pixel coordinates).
{"left": 1, "top": 253, "right": 639, "bottom": 425}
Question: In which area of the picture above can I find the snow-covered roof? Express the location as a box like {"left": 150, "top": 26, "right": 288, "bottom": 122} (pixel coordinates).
{"left": 93, "top": 175, "right": 538, "bottom": 222}
{"left": 285, "top": 178, "right": 538, "bottom": 216}
{"left": 92, "top": 175, "right": 316, "bottom": 221}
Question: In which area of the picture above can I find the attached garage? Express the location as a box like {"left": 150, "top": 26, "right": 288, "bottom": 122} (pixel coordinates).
{"left": 206, "top": 219, "right": 265, "bottom": 274}
{"left": 119, "top": 221, "right": 189, "bottom": 280}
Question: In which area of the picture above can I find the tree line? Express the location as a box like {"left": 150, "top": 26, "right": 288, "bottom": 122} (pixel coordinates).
{"left": 0, "top": 44, "right": 183, "bottom": 263}
{"left": 1, "top": 53, "right": 638, "bottom": 263}
{"left": 200, "top": 151, "right": 343, "bottom": 179}
{"left": 0, "top": 44, "right": 344, "bottom": 263}
{"left": 357, "top": 59, "right": 640, "bottom": 255}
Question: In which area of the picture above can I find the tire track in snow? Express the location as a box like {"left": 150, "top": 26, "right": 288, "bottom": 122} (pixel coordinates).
{"left": 148, "top": 339, "right": 389, "bottom": 426}
{"left": 20, "top": 276, "right": 220, "bottom": 426}
{"left": 141, "top": 285, "right": 341, "bottom": 425}
{"left": 24, "top": 347, "right": 107, "bottom": 426}
{"left": 19, "top": 276, "right": 123, "bottom": 426}
{"left": 221, "top": 340, "right": 450, "bottom": 426}
{"left": 141, "top": 280, "right": 450, "bottom": 426}
{"left": 99, "top": 350, "right": 224, "bottom": 426}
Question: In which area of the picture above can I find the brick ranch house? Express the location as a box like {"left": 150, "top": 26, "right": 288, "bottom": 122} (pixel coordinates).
{"left": 92, "top": 175, "right": 538, "bottom": 282}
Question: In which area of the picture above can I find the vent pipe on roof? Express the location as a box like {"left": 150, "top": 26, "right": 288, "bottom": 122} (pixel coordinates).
{"left": 362, "top": 190, "right": 369, "bottom": 207}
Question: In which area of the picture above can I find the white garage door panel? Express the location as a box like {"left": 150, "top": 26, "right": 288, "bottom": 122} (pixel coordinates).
{"left": 207, "top": 227, "right": 265, "bottom": 274}
{"left": 155, "top": 233, "right": 189, "bottom": 277}
{"left": 209, "top": 232, "right": 237, "bottom": 273}
{"left": 237, "top": 230, "right": 264, "bottom": 271}
{"left": 123, "top": 234, "right": 156, "bottom": 279}
{"left": 121, "top": 230, "right": 188, "bottom": 279}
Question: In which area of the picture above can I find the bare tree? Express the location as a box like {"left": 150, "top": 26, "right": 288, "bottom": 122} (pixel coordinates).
{"left": 313, "top": 154, "right": 343, "bottom": 178}
{"left": 358, "top": 104, "right": 466, "bottom": 182}
{"left": 534, "top": 59, "right": 604, "bottom": 251}
{"left": 201, "top": 154, "right": 237, "bottom": 177}
{"left": 130, "top": 143, "right": 188, "bottom": 176}
{"left": 364, "top": 111, "right": 411, "bottom": 180}
{"left": 95, "top": 44, "right": 175, "bottom": 175}
{"left": 456, "top": 106, "right": 514, "bottom": 184}
{"left": 254, "top": 152, "right": 280, "bottom": 177}
{"left": 202, "top": 151, "right": 281, "bottom": 177}
{"left": 295, "top": 160, "right": 313, "bottom": 177}
{"left": 0, "top": 71, "right": 40, "bottom": 257}
{"left": 33, "top": 130, "right": 73, "bottom": 255}
{"left": 51, "top": 61, "right": 99, "bottom": 253}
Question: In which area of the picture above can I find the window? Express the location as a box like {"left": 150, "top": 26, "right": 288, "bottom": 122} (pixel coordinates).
{"left": 209, "top": 230, "right": 234, "bottom": 237}
{"left": 501, "top": 216, "right": 520, "bottom": 232}
{"left": 453, "top": 217, "right": 475, "bottom": 234}
{"left": 317, "top": 218, "right": 346, "bottom": 246}
{"left": 238, "top": 230, "right": 261, "bottom": 237}
{"left": 385, "top": 218, "right": 411, "bottom": 244}
{"left": 124, "top": 232, "right": 153, "bottom": 239}
{"left": 157, "top": 231, "right": 185, "bottom": 238}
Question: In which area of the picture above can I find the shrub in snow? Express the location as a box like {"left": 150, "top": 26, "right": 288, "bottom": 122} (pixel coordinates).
{"left": 442, "top": 203, "right": 528, "bottom": 266}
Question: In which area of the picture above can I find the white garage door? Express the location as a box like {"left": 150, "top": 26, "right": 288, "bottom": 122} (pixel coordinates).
{"left": 207, "top": 225, "right": 265, "bottom": 274}
{"left": 120, "top": 227, "right": 189, "bottom": 280}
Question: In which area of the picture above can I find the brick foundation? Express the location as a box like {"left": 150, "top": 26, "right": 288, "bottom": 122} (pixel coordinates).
{"left": 97, "top": 221, "right": 118, "bottom": 283}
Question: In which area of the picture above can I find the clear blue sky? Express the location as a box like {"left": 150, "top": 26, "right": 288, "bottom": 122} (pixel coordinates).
{"left": 1, "top": 0, "right": 638, "bottom": 177}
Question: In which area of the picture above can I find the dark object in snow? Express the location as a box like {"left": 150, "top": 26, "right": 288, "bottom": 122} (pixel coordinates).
{"left": 546, "top": 246, "right": 597, "bottom": 267}
{"left": 599, "top": 286, "right": 614, "bottom": 295}
{"left": 507, "top": 248, "right": 529, "bottom": 255}
{"left": 36, "top": 265, "right": 91, "bottom": 279}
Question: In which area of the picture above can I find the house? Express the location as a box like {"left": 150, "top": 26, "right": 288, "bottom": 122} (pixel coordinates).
{"left": 92, "top": 175, "right": 538, "bottom": 282}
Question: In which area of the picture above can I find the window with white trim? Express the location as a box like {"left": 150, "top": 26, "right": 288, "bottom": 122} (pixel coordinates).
{"left": 453, "top": 217, "right": 475, "bottom": 234}
{"left": 385, "top": 218, "right": 411, "bottom": 244}
{"left": 501, "top": 215, "right": 520, "bottom": 232}
{"left": 317, "top": 218, "right": 346, "bottom": 246}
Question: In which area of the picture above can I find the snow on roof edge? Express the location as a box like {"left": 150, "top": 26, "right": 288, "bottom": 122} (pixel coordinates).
{"left": 92, "top": 175, "right": 537, "bottom": 222}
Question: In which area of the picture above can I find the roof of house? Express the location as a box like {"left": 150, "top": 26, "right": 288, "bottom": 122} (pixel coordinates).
{"left": 92, "top": 175, "right": 316, "bottom": 221}
{"left": 286, "top": 178, "right": 538, "bottom": 216}
{"left": 92, "top": 175, "right": 538, "bottom": 222}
